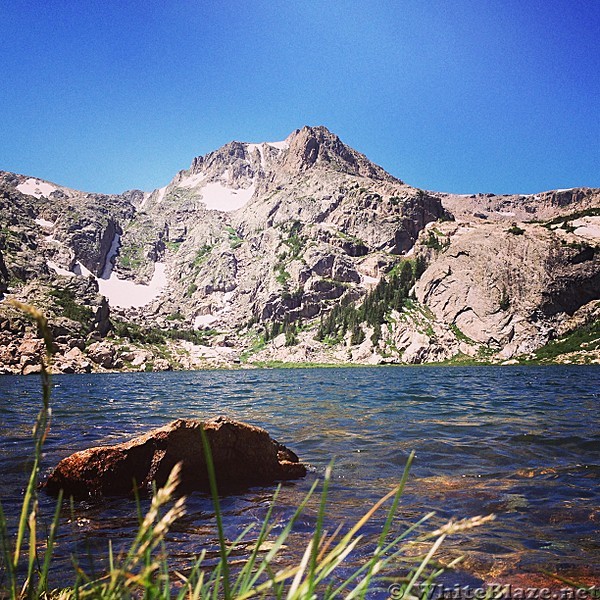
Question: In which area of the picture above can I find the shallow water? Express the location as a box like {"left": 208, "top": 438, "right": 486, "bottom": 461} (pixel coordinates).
{"left": 1, "top": 366, "right": 599, "bottom": 590}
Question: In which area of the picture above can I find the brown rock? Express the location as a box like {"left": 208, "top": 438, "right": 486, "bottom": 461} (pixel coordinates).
{"left": 86, "top": 341, "right": 115, "bottom": 368}
{"left": 18, "top": 337, "right": 43, "bottom": 357}
{"left": 65, "top": 346, "right": 85, "bottom": 361}
{"left": 44, "top": 417, "right": 307, "bottom": 498}
{"left": 152, "top": 358, "right": 172, "bottom": 371}
{"left": 22, "top": 364, "right": 42, "bottom": 375}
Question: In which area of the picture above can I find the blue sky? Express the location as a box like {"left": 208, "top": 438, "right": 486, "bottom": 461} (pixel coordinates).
{"left": 1, "top": 0, "right": 598, "bottom": 195}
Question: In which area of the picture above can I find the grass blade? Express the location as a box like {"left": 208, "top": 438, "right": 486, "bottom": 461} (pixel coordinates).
{"left": 199, "top": 425, "right": 231, "bottom": 599}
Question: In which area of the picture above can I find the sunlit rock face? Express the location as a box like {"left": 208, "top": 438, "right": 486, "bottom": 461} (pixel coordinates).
{"left": 1, "top": 127, "right": 600, "bottom": 371}
{"left": 44, "top": 417, "right": 307, "bottom": 497}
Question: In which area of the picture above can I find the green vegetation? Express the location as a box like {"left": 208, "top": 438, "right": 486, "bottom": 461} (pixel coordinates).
{"left": 400, "top": 299, "right": 436, "bottom": 339}
{"left": 185, "top": 245, "right": 214, "bottom": 297}
{"left": 436, "top": 352, "right": 491, "bottom": 366}
{"left": 48, "top": 287, "right": 94, "bottom": 326}
{"left": 164, "top": 241, "right": 182, "bottom": 253}
{"left": 561, "top": 239, "right": 595, "bottom": 253}
{"left": 192, "top": 244, "right": 213, "bottom": 267}
{"left": 166, "top": 311, "right": 185, "bottom": 321}
{"left": 422, "top": 230, "right": 447, "bottom": 250}
{"left": 281, "top": 220, "right": 305, "bottom": 260}
{"left": 248, "top": 360, "right": 360, "bottom": 369}
{"left": 226, "top": 226, "right": 244, "bottom": 249}
{"left": 1, "top": 302, "right": 493, "bottom": 599}
{"left": 335, "top": 229, "right": 365, "bottom": 247}
{"left": 544, "top": 207, "right": 600, "bottom": 229}
{"left": 113, "top": 319, "right": 211, "bottom": 346}
{"left": 239, "top": 331, "right": 267, "bottom": 361}
{"left": 449, "top": 323, "right": 476, "bottom": 345}
{"left": 284, "top": 327, "right": 298, "bottom": 347}
{"left": 119, "top": 245, "right": 144, "bottom": 269}
{"left": 316, "top": 258, "right": 426, "bottom": 346}
{"left": 0, "top": 227, "right": 20, "bottom": 241}
{"left": 531, "top": 319, "right": 600, "bottom": 361}
{"left": 264, "top": 316, "right": 301, "bottom": 347}
{"left": 273, "top": 221, "right": 307, "bottom": 290}
{"left": 507, "top": 224, "right": 525, "bottom": 236}
{"left": 275, "top": 266, "right": 291, "bottom": 286}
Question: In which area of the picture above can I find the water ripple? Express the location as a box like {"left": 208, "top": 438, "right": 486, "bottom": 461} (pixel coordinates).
{"left": 0, "top": 365, "right": 599, "bottom": 584}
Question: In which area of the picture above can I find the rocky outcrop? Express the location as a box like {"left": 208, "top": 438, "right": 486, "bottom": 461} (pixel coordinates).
{"left": 87, "top": 341, "right": 116, "bottom": 368}
{"left": 44, "top": 417, "right": 307, "bottom": 497}
{"left": 414, "top": 219, "right": 600, "bottom": 357}
{"left": 1, "top": 129, "right": 599, "bottom": 368}
{"left": 0, "top": 249, "right": 8, "bottom": 294}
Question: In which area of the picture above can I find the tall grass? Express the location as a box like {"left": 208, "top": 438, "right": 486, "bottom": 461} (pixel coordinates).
{"left": 0, "top": 303, "right": 494, "bottom": 599}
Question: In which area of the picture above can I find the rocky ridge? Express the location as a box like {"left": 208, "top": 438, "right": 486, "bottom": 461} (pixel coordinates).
{"left": 1, "top": 126, "right": 599, "bottom": 372}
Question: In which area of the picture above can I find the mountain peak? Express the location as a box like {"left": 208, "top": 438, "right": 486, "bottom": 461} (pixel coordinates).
{"left": 282, "top": 125, "right": 401, "bottom": 182}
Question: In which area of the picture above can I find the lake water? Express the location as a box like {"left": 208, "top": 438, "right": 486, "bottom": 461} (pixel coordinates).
{"left": 1, "top": 366, "right": 599, "bottom": 592}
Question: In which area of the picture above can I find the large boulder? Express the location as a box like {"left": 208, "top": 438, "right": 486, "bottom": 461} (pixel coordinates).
{"left": 44, "top": 417, "right": 307, "bottom": 497}
{"left": 86, "top": 341, "right": 116, "bottom": 368}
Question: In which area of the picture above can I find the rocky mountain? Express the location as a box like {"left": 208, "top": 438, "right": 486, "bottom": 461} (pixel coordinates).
{"left": 1, "top": 126, "right": 599, "bottom": 373}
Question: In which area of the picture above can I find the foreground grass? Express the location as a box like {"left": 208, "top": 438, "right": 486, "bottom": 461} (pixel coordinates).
{"left": 0, "top": 302, "right": 494, "bottom": 599}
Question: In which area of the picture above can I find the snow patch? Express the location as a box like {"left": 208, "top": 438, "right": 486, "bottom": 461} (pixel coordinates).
{"left": 246, "top": 143, "right": 265, "bottom": 168}
{"left": 96, "top": 263, "right": 167, "bottom": 308}
{"left": 155, "top": 186, "right": 167, "bottom": 204}
{"left": 267, "top": 140, "right": 289, "bottom": 150}
{"left": 46, "top": 230, "right": 166, "bottom": 308}
{"left": 138, "top": 192, "right": 151, "bottom": 210}
{"left": 194, "top": 290, "right": 235, "bottom": 329}
{"left": 572, "top": 216, "right": 600, "bottom": 240}
{"left": 17, "top": 179, "right": 57, "bottom": 198}
{"left": 35, "top": 218, "right": 55, "bottom": 228}
{"left": 199, "top": 182, "right": 255, "bottom": 212}
{"left": 46, "top": 260, "right": 74, "bottom": 277}
{"left": 361, "top": 274, "right": 380, "bottom": 287}
{"left": 178, "top": 172, "right": 206, "bottom": 189}
{"left": 194, "top": 314, "right": 218, "bottom": 328}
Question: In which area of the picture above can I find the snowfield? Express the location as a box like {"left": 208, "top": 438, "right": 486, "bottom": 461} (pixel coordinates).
{"left": 34, "top": 218, "right": 55, "bottom": 228}
{"left": 97, "top": 263, "right": 167, "bottom": 308}
{"left": 46, "top": 230, "right": 168, "bottom": 308}
{"left": 572, "top": 216, "right": 600, "bottom": 240}
{"left": 17, "top": 179, "right": 57, "bottom": 198}
{"left": 199, "top": 182, "right": 255, "bottom": 211}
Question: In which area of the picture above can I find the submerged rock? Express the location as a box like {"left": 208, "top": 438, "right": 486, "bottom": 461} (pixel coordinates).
{"left": 44, "top": 417, "right": 307, "bottom": 497}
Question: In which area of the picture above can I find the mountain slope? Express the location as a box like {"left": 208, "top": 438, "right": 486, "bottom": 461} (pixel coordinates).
{"left": 1, "top": 126, "right": 599, "bottom": 373}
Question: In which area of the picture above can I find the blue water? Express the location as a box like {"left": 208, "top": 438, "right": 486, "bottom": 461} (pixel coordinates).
{"left": 1, "top": 366, "right": 599, "bottom": 588}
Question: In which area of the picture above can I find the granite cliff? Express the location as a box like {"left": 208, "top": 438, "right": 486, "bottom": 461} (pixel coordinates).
{"left": 1, "top": 126, "right": 599, "bottom": 373}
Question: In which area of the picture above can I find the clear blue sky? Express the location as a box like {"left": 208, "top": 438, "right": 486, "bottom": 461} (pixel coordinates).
{"left": 1, "top": 0, "right": 598, "bottom": 195}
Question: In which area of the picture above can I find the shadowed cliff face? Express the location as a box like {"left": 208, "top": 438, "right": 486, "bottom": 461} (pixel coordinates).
{"left": 1, "top": 127, "right": 599, "bottom": 372}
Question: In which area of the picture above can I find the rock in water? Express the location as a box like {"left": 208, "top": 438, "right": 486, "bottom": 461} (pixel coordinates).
{"left": 44, "top": 417, "right": 307, "bottom": 497}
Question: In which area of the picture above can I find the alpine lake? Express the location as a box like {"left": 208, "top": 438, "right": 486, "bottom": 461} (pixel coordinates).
{"left": 1, "top": 366, "right": 599, "bottom": 593}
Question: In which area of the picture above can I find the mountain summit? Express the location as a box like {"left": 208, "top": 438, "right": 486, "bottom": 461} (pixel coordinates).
{"left": 0, "top": 127, "right": 599, "bottom": 373}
